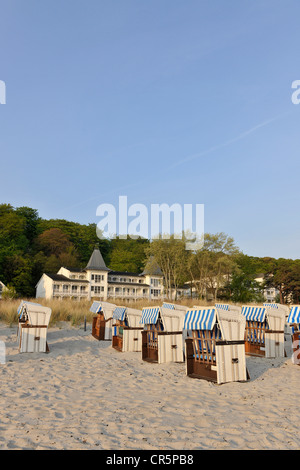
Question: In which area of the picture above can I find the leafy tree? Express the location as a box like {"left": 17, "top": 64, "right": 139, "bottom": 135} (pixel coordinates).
{"left": 145, "top": 236, "right": 188, "bottom": 299}
{"left": 227, "top": 272, "right": 264, "bottom": 303}
{"left": 108, "top": 236, "right": 149, "bottom": 273}
{"left": 186, "top": 233, "right": 240, "bottom": 300}
{"left": 15, "top": 206, "right": 39, "bottom": 246}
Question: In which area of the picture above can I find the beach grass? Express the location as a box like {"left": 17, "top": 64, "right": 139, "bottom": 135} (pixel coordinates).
{"left": 0, "top": 297, "right": 216, "bottom": 326}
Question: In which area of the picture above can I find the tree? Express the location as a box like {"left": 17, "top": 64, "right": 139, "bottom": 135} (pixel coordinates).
{"left": 15, "top": 206, "right": 39, "bottom": 246}
{"left": 186, "top": 233, "right": 240, "bottom": 300}
{"left": 108, "top": 236, "right": 149, "bottom": 273}
{"left": 145, "top": 236, "right": 188, "bottom": 299}
{"left": 264, "top": 258, "right": 300, "bottom": 304}
{"left": 227, "top": 272, "right": 264, "bottom": 303}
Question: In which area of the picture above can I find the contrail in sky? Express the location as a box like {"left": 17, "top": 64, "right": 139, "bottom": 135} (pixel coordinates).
{"left": 168, "top": 111, "right": 291, "bottom": 170}
{"left": 63, "top": 109, "right": 291, "bottom": 212}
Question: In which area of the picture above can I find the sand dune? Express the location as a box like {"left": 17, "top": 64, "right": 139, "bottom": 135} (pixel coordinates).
{"left": 0, "top": 321, "right": 299, "bottom": 450}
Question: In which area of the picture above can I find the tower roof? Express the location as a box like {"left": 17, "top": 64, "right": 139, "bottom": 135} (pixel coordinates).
{"left": 85, "top": 248, "right": 110, "bottom": 271}
{"left": 141, "top": 256, "right": 163, "bottom": 276}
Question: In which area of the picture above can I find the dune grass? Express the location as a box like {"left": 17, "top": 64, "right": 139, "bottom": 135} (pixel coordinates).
{"left": 0, "top": 297, "right": 216, "bottom": 327}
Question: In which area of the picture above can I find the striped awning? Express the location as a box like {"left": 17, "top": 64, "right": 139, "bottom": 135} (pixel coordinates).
{"left": 113, "top": 307, "right": 127, "bottom": 321}
{"left": 215, "top": 303, "right": 229, "bottom": 311}
{"left": 162, "top": 302, "right": 175, "bottom": 309}
{"left": 90, "top": 301, "right": 102, "bottom": 314}
{"left": 183, "top": 308, "right": 217, "bottom": 331}
{"left": 263, "top": 303, "right": 278, "bottom": 309}
{"left": 140, "top": 307, "right": 160, "bottom": 325}
{"left": 288, "top": 306, "right": 300, "bottom": 324}
{"left": 241, "top": 306, "right": 266, "bottom": 322}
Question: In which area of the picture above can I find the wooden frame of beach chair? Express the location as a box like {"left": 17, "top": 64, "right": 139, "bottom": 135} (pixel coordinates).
{"left": 17, "top": 301, "right": 52, "bottom": 353}
{"left": 90, "top": 301, "right": 116, "bottom": 341}
{"left": 111, "top": 306, "right": 143, "bottom": 353}
{"left": 184, "top": 305, "right": 249, "bottom": 385}
{"left": 140, "top": 306, "right": 186, "bottom": 364}
{"left": 241, "top": 305, "right": 286, "bottom": 358}
{"left": 287, "top": 306, "right": 300, "bottom": 365}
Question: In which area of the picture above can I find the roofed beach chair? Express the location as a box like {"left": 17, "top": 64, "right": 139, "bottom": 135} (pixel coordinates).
{"left": 287, "top": 305, "right": 300, "bottom": 365}
{"left": 184, "top": 306, "right": 249, "bottom": 384}
{"left": 112, "top": 306, "right": 143, "bottom": 352}
{"left": 90, "top": 301, "right": 116, "bottom": 341}
{"left": 140, "top": 305, "right": 186, "bottom": 364}
{"left": 263, "top": 303, "right": 291, "bottom": 334}
{"left": 241, "top": 305, "right": 286, "bottom": 358}
{"left": 17, "top": 301, "right": 52, "bottom": 353}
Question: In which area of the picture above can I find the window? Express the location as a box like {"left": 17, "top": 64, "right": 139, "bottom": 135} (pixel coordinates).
{"left": 94, "top": 286, "right": 102, "bottom": 294}
{"left": 92, "top": 274, "right": 104, "bottom": 283}
{"left": 63, "top": 285, "right": 69, "bottom": 292}
{"left": 151, "top": 289, "right": 160, "bottom": 297}
{"left": 151, "top": 278, "right": 160, "bottom": 287}
{"left": 80, "top": 286, "right": 86, "bottom": 292}
{"left": 53, "top": 284, "right": 60, "bottom": 291}
{"left": 72, "top": 285, "right": 78, "bottom": 292}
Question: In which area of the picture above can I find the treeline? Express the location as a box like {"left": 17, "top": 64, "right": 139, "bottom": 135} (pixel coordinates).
{"left": 146, "top": 234, "right": 300, "bottom": 304}
{"left": 0, "top": 203, "right": 299, "bottom": 304}
{"left": 0, "top": 204, "right": 149, "bottom": 297}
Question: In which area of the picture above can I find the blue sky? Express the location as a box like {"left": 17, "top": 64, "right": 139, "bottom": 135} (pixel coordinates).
{"left": 0, "top": 0, "right": 299, "bottom": 259}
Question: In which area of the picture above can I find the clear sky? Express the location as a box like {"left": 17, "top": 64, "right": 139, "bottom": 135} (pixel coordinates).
{"left": 0, "top": 0, "right": 299, "bottom": 259}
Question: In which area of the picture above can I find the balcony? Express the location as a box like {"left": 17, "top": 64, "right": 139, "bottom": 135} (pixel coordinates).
{"left": 108, "top": 292, "right": 150, "bottom": 300}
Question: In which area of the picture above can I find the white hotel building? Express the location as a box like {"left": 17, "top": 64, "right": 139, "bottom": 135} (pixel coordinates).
{"left": 35, "top": 247, "right": 175, "bottom": 302}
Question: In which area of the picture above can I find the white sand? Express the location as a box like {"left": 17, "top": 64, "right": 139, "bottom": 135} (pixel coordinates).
{"left": 0, "top": 321, "right": 299, "bottom": 450}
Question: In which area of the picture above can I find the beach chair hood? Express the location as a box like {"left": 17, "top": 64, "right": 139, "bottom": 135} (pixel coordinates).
{"left": 18, "top": 301, "right": 51, "bottom": 325}
{"left": 160, "top": 307, "right": 186, "bottom": 331}
{"left": 113, "top": 306, "right": 142, "bottom": 328}
{"left": 216, "top": 309, "right": 246, "bottom": 342}
{"left": 140, "top": 306, "right": 185, "bottom": 331}
{"left": 90, "top": 301, "right": 116, "bottom": 320}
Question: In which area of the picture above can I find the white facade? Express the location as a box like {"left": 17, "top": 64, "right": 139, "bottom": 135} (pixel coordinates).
{"left": 35, "top": 248, "right": 187, "bottom": 302}
{"left": 255, "top": 275, "right": 279, "bottom": 303}
{"left": 36, "top": 273, "right": 89, "bottom": 300}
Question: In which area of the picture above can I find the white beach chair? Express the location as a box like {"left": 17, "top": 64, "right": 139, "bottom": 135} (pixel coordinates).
{"left": 112, "top": 306, "right": 143, "bottom": 352}
{"left": 184, "top": 306, "right": 249, "bottom": 385}
{"left": 17, "top": 301, "right": 52, "bottom": 353}
{"left": 140, "top": 306, "right": 186, "bottom": 364}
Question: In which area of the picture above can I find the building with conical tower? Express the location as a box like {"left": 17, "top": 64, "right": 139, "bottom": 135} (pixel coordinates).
{"left": 36, "top": 246, "right": 188, "bottom": 302}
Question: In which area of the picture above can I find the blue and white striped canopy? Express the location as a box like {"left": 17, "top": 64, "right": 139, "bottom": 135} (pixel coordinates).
{"left": 140, "top": 307, "right": 160, "bottom": 325}
{"left": 215, "top": 303, "right": 229, "bottom": 311}
{"left": 90, "top": 301, "right": 102, "bottom": 314}
{"left": 162, "top": 302, "right": 175, "bottom": 309}
{"left": 241, "top": 306, "right": 266, "bottom": 322}
{"left": 183, "top": 308, "right": 217, "bottom": 331}
{"left": 288, "top": 306, "right": 300, "bottom": 325}
{"left": 113, "top": 307, "right": 127, "bottom": 321}
{"left": 263, "top": 303, "right": 278, "bottom": 309}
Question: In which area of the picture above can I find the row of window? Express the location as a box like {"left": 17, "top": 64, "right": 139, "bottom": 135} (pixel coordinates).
{"left": 108, "top": 277, "right": 143, "bottom": 284}
{"left": 54, "top": 285, "right": 86, "bottom": 293}
{"left": 91, "top": 286, "right": 105, "bottom": 293}
{"left": 108, "top": 287, "right": 148, "bottom": 294}
{"left": 91, "top": 274, "right": 105, "bottom": 282}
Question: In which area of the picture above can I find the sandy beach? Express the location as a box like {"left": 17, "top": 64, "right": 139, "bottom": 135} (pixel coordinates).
{"left": 0, "top": 321, "right": 299, "bottom": 450}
